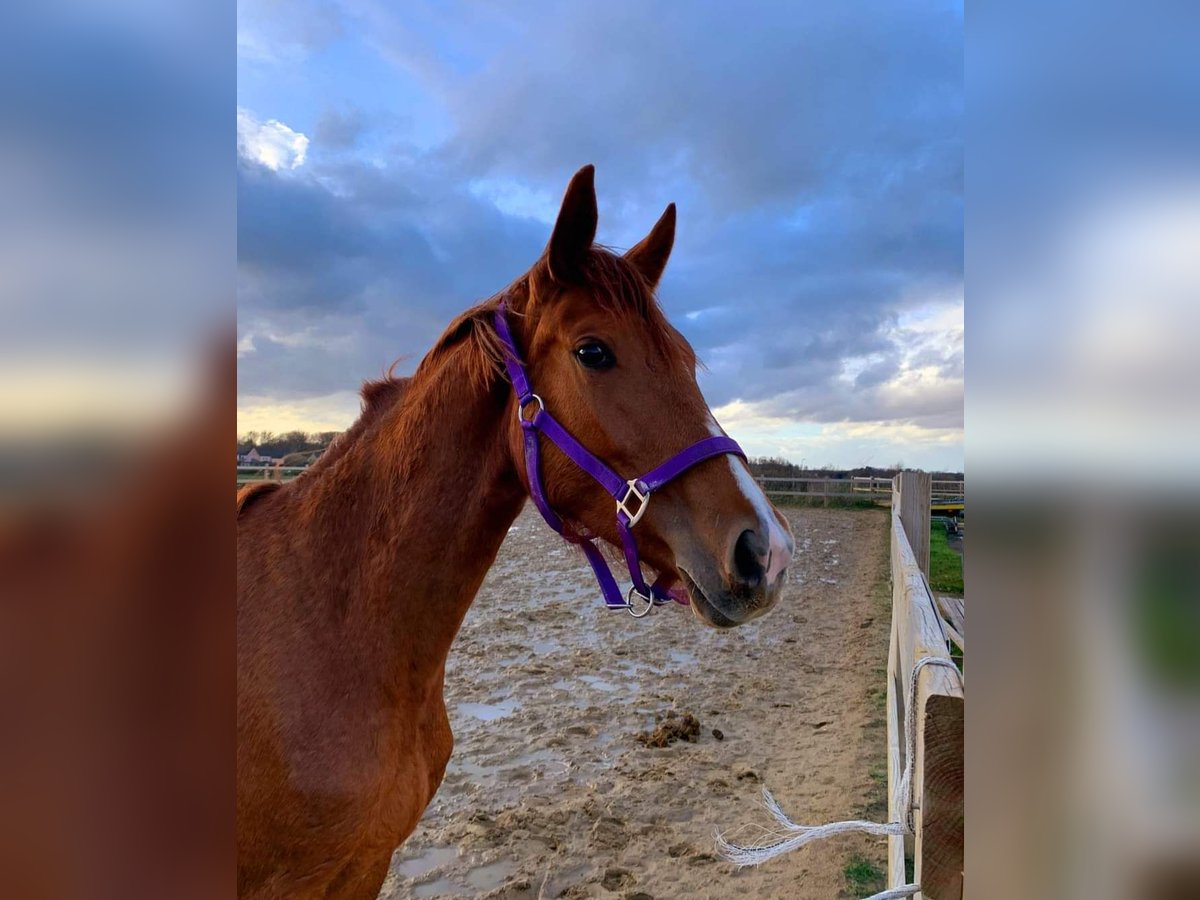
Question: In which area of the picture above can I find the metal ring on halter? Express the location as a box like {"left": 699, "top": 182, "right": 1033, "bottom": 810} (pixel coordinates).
{"left": 626, "top": 585, "right": 655, "bottom": 618}
{"left": 616, "top": 479, "right": 651, "bottom": 527}
{"left": 517, "top": 393, "right": 544, "bottom": 425}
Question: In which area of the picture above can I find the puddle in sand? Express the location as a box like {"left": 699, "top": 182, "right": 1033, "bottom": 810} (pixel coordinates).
{"left": 498, "top": 637, "right": 564, "bottom": 668}
{"left": 447, "top": 748, "right": 570, "bottom": 786}
{"left": 495, "top": 653, "right": 532, "bottom": 668}
{"left": 667, "top": 648, "right": 698, "bottom": 667}
{"left": 456, "top": 698, "right": 519, "bottom": 721}
{"left": 396, "top": 846, "right": 459, "bottom": 879}
{"left": 413, "top": 876, "right": 459, "bottom": 898}
{"left": 550, "top": 667, "right": 643, "bottom": 699}
{"left": 578, "top": 674, "right": 619, "bottom": 692}
{"left": 407, "top": 859, "right": 516, "bottom": 899}
{"left": 466, "top": 859, "right": 517, "bottom": 890}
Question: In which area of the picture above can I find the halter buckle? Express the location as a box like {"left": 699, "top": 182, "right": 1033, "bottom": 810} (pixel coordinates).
{"left": 626, "top": 585, "right": 655, "bottom": 618}
{"left": 517, "top": 393, "right": 544, "bottom": 425}
{"left": 616, "top": 480, "right": 650, "bottom": 527}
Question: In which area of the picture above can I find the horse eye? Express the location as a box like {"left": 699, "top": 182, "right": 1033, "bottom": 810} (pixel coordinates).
{"left": 574, "top": 341, "right": 615, "bottom": 370}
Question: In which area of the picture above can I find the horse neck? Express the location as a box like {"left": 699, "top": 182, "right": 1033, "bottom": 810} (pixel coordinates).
{"left": 295, "top": 341, "right": 525, "bottom": 693}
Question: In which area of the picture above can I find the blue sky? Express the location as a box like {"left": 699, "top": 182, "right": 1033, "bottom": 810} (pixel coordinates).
{"left": 237, "top": 1, "right": 963, "bottom": 471}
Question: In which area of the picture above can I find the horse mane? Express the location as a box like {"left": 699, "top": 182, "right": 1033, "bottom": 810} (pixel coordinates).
{"left": 308, "top": 376, "right": 412, "bottom": 475}
{"left": 235, "top": 376, "right": 411, "bottom": 519}
{"left": 235, "top": 481, "right": 282, "bottom": 517}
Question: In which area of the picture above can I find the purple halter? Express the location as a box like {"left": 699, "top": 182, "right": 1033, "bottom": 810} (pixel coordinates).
{"left": 493, "top": 300, "right": 745, "bottom": 617}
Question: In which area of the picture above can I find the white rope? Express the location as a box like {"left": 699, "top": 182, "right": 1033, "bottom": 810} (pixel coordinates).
{"left": 897, "top": 657, "right": 961, "bottom": 832}
{"left": 714, "top": 656, "right": 961, "bottom": 900}
{"left": 863, "top": 885, "right": 921, "bottom": 899}
{"left": 713, "top": 788, "right": 906, "bottom": 865}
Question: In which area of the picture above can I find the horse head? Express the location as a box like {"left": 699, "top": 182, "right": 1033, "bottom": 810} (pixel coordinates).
{"left": 501, "top": 165, "right": 795, "bottom": 627}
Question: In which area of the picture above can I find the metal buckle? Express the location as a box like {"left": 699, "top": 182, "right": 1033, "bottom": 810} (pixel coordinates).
{"left": 626, "top": 584, "right": 654, "bottom": 618}
{"left": 616, "top": 480, "right": 650, "bottom": 527}
{"left": 517, "top": 393, "right": 544, "bottom": 425}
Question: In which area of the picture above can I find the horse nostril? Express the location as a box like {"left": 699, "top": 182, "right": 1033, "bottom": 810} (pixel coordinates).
{"left": 732, "top": 528, "right": 767, "bottom": 589}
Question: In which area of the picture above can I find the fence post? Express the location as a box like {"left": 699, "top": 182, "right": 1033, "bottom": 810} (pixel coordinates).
{"left": 890, "top": 474, "right": 964, "bottom": 899}
{"left": 894, "top": 470, "right": 931, "bottom": 580}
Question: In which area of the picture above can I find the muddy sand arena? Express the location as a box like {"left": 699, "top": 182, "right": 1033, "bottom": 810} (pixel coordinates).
{"left": 380, "top": 506, "right": 892, "bottom": 900}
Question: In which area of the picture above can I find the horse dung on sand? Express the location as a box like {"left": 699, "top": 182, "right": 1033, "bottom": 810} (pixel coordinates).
{"left": 236, "top": 165, "right": 795, "bottom": 899}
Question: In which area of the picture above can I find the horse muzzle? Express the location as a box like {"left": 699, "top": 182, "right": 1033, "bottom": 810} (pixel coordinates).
{"left": 672, "top": 513, "right": 795, "bottom": 629}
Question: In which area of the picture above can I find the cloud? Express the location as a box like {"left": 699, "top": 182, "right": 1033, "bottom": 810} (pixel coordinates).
{"left": 237, "top": 107, "right": 309, "bottom": 171}
{"left": 710, "top": 399, "right": 963, "bottom": 472}
{"left": 235, "top": 154, "right": 549, "bottom": 402}
{"left": 236, "top": 1, "right": 962, "bottom": 468}
{"left": 313, "top": 107, "right": 365, "bottom": 149}
{"left": 430, "top": 2, "right": 960, "bottom": 220}
{"left": 237, "top": 0, "right": 344, "bottom": 65}
{"left": 731, "top": 291, "right": 963, "bottom": 428}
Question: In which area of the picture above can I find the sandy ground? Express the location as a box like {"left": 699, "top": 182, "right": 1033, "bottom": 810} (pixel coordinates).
{"left": 379, "top": 506, "right": 892, "bottom": 900}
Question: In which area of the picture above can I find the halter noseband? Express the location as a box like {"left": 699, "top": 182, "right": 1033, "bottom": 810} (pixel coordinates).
{"left": 493, "top": 300, "right": 745, "bottom": 617}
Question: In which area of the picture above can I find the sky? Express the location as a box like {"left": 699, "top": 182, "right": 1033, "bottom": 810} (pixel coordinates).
{"left": 236, "top": 0, "right": 963, "bottom": 472}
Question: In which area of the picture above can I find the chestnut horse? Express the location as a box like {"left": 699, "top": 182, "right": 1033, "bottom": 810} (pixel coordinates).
{"left": 237, "top": 166, "right": 795, "bottom": 898}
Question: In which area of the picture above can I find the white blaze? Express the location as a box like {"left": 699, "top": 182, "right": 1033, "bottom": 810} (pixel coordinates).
{"left": 706, "top": 415, "right": 795, "bottom": 583}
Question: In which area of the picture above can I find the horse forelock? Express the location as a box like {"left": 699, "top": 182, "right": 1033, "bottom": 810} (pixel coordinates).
{"left": 416, "top": 247, "right": 694, "bottom": 394}
{"left": 563, "top": 247, "right": 696, "bottom": 370}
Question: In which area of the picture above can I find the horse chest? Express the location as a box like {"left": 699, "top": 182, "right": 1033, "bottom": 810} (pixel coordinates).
{"left": 383, "top": 694, "right": 454, "bottom": 809}
{"left": 335, "top": 692, "right": 454, "bottom": 844}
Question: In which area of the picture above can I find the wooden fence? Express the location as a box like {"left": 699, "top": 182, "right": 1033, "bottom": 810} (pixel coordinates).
{"left": 754, "top": 475, "right": 965, "bottom": 508}
{"left": 887, "top": 472, "right": 964, "bottom": 898}
{"left": 238, "top": 464, "right": 967, "bottom": 516}
{"left": 754, "top": 477, "right": 891, "bottom": 502}
{"left": 236, "top": 465, "right": 309, "bottom": 486}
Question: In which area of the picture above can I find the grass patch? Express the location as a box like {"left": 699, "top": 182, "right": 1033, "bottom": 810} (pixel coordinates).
{"left": 859, "top": 760, "right": 890, "bottom": 819}
{"left": 929, "top": 523, "right": 964, "bottom": 595}
{"left": 867, "top": 682, "right": 887, "bottom": 710}
{"left": 844, "top": 854, "right": 886, "bottom": 895}
{"left": 1133, "top": 542, "right": 1200, "bottom": 690}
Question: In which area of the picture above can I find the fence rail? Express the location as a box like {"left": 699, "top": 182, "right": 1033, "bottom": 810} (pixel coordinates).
{"left": 754, "top": 475, "right": 965, "bottom": 507}
{"left": 888, "top": 472, "right": 965, "bottom": 898}
{"left": 237, "top": 464, "right": 968, "bottom": 511}
{"left": 754, "top": 477, "right": 891, "bottom": 501}
{"left": 236, "top": 465, "right": 309, "bottom": 485}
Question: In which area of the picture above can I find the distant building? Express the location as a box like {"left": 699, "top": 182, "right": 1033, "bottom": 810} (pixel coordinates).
{"left": 239, "top": 448, "right": 279, "bottom": 465}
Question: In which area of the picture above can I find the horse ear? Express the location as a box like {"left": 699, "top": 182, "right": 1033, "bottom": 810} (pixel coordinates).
{"left": 624, "top": 203, "right": 676, "bottom": 289}
{"left": 547, "top": 164, "right": 598, "bottom": 283}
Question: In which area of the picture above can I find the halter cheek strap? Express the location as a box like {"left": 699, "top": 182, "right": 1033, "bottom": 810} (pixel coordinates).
{"left": 493, "top": 300, "right": 745, "bottom": 616}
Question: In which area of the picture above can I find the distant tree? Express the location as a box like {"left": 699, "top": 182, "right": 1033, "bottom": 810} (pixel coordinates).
{"left": 747, "top": 456, "right": 806, "bottom": 478}
{"left": 237, "top": 428, "right": 346, "bottom": 461}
